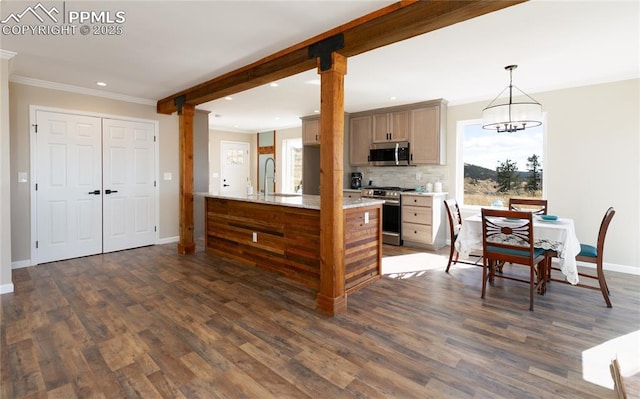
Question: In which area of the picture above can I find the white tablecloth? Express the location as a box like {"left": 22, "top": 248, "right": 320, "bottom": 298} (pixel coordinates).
{"left": 454, "top": 214, "right": 582, "bottom": 284}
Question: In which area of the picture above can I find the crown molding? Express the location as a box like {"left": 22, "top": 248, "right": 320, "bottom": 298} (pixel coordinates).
{"left": 0, "top": 50, "right": 17, "bottom": 60}
{"left": 9, "top": 76, "right": 156, "bottom": 106}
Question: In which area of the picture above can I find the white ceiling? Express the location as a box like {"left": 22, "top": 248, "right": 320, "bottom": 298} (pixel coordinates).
{"left": 1, "top": 1, "right": 638, "bottom": 133}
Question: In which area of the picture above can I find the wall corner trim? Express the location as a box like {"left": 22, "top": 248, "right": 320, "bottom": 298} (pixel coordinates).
{"left": 11, "top": 76, "right": 155, "bottom": 106}
{"left": 0, "top": 283, "right": 14, "bottom": 295}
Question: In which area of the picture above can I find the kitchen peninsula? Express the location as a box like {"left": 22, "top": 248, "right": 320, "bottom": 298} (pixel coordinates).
{"left": 201, "top": 193, "right": 384, "bottom": 309}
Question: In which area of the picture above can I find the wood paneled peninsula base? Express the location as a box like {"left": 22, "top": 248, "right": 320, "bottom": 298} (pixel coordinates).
{"left": 202, "top": 193, "right": 384, "bottom": 314}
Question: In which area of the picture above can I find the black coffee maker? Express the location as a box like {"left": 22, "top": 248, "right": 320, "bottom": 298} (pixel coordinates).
{"left": 350, "top": 172, "right": 363, "bottom": 189}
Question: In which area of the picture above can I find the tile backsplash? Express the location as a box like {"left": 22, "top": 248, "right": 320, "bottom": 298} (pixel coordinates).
{"left": 356, "top": 165, "right": 449, "bottom": 191}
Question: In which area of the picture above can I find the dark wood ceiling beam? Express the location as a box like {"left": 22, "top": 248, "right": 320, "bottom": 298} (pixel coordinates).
{"left": 156, "top": 0, "right": 526, "bottom": 115}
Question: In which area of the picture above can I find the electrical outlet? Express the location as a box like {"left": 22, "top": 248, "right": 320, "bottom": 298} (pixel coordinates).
{"left": 364, "top": 212, "right": 369, "bottom": 224}
{"left": 415, "top": 172, "right": 422, "bottom": 181}
{"left": 252, "top": 232, "right": 257, "bottom": 242}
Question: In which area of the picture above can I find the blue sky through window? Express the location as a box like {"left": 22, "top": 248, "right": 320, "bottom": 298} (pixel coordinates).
{"left": 463, "top": 123, "right": 543, "bottom": 172}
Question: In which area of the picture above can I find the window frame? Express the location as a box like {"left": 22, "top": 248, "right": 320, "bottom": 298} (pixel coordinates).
{"left": 455, "top": 116, "right": 548, "bottom": 210}
{"left": 281, "top": 137, "right": 303, "bottom": 194}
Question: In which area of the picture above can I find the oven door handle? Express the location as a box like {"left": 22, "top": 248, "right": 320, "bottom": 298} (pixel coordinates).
{"left": 384, "top": 199, "right": 400, "bottom": 206}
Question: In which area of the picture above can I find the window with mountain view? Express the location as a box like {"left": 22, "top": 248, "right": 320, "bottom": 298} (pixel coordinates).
{"left": 459, "top": 120, "right": 544, "bottom": 207}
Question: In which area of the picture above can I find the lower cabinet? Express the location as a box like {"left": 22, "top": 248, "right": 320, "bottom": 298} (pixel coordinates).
{"left": 343, "top": 189, "right": 362, "bottom": 199}
{"left": 401, "top": 193, "right": 446, "bottom": 250}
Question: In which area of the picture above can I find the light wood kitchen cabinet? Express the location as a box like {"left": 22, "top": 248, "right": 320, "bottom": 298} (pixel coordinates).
{"left": 401, "top": 193, "right": 446, "bottom": 250}
{"left": 302, "top": 117, "right": 320, "bottom": 145}
{"left": 372, "top": 110, "right": 409, "bottom": 143}
{"left": 410, "top": 102, "right": 446, "bottom": 165}
{"left": 349, "top": 115, "right": 372, "bottom": 165}
{"left": 343, "top": 189, "right": 362, "bottom": 199}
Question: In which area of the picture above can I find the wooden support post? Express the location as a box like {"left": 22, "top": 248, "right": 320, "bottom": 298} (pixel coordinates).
{"left": 317, "top": 52, "right": 347, "bottom": 316}
{"left": 178, "top": 103, "right": 196, "bottom": 254}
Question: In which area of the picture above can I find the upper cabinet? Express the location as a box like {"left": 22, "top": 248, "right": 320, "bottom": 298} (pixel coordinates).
{"left": 410, "top": 101, "right": 446, "bottom": 165}
{"left": 348, "top": 99, "right": 447, "bottom": 166}
{"left": 349, "top": 115, "right": 372, "bottom": 166}
{"left": 372, "top": 110, "right": 409, "bottom": 143}
{"left": 301, "top": 116, "right": 320, "bottom": 145}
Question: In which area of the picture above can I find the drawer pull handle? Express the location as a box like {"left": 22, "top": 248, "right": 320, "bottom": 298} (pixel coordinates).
{"left": 414, "top": 213, "right": 417, "bottom": 216}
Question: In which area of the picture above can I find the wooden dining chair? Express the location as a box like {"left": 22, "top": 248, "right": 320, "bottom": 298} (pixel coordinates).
{"left": 509, "top": 198, "right": 548, "bottom": 215}
{"left": 444, "top": 199, "right": 481, "bottom": 272}
{"left": 547, "top": 207, "right": 615, "bottom": 308}
{"left": 481, "top": 208, "right": 547, "bottom": 311}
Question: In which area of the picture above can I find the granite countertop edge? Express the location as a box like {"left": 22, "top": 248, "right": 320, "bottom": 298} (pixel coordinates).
{"left": 196, "top": 192, "right": 385, "bottom": 210}
{"left": 401, "top": 191, "right": 448, "bottom": 196}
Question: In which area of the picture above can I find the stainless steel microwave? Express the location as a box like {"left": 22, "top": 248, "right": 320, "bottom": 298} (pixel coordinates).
{"left": 369, "top": 141, "right": 410, "bottom": 166}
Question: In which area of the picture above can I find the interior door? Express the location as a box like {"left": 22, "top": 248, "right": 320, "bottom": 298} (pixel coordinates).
{"left": 220, "top": 141, "right": 250, "bottom": 196}
{"left": 36, "top": 111, "right": 103, "bottom": 263}
{"left": 102, "top": 119, "right": 156, "bottom": 252}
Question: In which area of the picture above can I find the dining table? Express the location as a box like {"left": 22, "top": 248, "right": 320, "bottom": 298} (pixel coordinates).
{"left": 454, "top": 213, "right": 582, "bottom": 284}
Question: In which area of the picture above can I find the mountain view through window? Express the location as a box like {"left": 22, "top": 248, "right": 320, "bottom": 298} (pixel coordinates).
{"left": 461, "top": 121, "right": 544, "bottom": 206}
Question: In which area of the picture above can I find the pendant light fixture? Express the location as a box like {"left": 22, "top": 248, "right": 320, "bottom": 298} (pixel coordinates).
{"left": 482, "top": 65, "right": 542, "bottom": 133}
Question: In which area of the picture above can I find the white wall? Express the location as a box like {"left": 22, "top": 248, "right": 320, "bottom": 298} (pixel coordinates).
{"left": 208, "top": 126, "right": 303, "bottom": 195}
{"left": 446, "top": 79, "right": 640, "bottom": 272}
{"left": 0, "top": 55, "right": 14, "bottom": 293}
{"left": 193, "top": 110, "right": 210, "bottom": 239}
{"left": 208, "top": 129, "right": 257, "bottom": 194}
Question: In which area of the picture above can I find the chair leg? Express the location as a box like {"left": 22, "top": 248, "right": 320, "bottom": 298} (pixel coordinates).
{"left": 597, "top": 260, "right": 612, "bottom": 308}
{"left": 481, "top": 259, "right": 488, "bottom": 299}
{"left": 488, "top": 260, "right": 496, "bottom": 284}
{"left": 445, "top": 242, "right": 456, "bottom": 273}
{"left": 529, "top": 265, "right": 535, "bottom": 311}
{"left": 536, "top": 261, "right": 547, "bottom": 295}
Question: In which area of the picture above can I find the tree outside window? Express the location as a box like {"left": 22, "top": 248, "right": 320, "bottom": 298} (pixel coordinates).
{"left": 459, "top": 120, "right": 544, "bottom": 207}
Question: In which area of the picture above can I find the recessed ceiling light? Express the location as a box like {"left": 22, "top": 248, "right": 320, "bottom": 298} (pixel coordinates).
{"left": 274, "top": 117, "right": 280, "bottom": 120}
{"left": 270, "top": 82, "right": 279, "bottom": 87}
{"left": 224, "top": 96, "right": 232, "bottom": 100}
{"left": 96, "top": 82, "right": 107, "bottom": 87}
{"left": 314, "top": 110, "right": 320, "bottom": 113}
{"left": 306, "top": 79, "right": 320, "bottom": 85}
{"left": 389, "top": 96, "right": 397, "bottom": 100}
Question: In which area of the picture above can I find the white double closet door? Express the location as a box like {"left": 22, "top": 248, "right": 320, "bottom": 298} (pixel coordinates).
{"left": 35, "top": 110, "right": 156, "bottom": 264}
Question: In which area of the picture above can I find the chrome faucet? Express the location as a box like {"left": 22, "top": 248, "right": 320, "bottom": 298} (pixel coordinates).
{"left": 264, "top": 157, "right": 276, "bottom": 196}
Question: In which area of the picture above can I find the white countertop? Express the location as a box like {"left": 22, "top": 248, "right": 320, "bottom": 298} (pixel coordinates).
{"left": 197, "top": 192, "right": 384, "bottom": 210}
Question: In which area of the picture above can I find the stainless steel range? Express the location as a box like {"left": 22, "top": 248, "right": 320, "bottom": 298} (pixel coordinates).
{"left": 361, "top": 186, "right": 412, "bottom": 246}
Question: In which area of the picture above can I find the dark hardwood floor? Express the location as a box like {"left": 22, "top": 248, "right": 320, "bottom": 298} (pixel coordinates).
{"left": 2, "top": 243, "right": 639, "bottom": 398}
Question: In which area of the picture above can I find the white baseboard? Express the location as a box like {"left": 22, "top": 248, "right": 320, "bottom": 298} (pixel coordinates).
{"left": 157, "top": 236, "right": 179, "bottom": 245}
{"left": 12, "top": 259, "right": 33, "bottom": 269}
{"left": 0, "top": 283, "right": 14, "bottom": 294}
{"left": 588, "top": 261, "right": 640, "bottom": 276}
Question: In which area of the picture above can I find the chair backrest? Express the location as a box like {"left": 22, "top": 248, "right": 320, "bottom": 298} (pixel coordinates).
{"left": 596, "top": 207, "right": 616, "bottom": 258}
{"left": 509, "top": 198, "right": 548, "bottom": 215}
{"left": 481, "top": 208, "right": 535, "bottom": 264}
{"left": 444, "top": 199, "right": 462, "bottom": 236}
